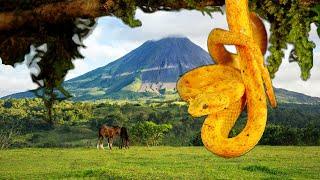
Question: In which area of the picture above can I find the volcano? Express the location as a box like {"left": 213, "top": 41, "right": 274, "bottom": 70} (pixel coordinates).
{"left": 63, "top": 37, "right": 213, "bottom": 100}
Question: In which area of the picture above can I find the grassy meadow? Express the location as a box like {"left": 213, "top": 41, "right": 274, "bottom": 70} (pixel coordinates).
{"left": 0, "top": 146, "right": 319, "bottom": 179}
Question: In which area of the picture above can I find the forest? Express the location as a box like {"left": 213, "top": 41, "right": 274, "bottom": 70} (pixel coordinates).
{"left": 0, "top": 98, "right": 319, "bottom": 149}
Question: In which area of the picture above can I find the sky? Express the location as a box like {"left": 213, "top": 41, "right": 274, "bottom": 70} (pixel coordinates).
{"left": 0, "top": 9, "right": 320, "bottom": 97}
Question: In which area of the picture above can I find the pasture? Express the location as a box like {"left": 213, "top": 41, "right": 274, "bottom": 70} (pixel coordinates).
{"left": 0, "top": 146, "right": 319, "bottom": 179}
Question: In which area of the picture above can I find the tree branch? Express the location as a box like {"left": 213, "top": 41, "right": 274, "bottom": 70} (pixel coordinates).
{"left": 136, "top": 0, "right": 224, "bottom": 13}
{"left": 0, "top": 0, "right": 103, "bottom": 30}
{"left": 0, "top": 0, "right": 317, "bottom": 31}
{"left": 0, "top": 0, "right": 225, "bottom": 31}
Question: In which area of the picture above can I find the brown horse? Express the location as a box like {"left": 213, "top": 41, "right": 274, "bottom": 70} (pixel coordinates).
{"left": 97, "top": 125, "right": 121, "bottom": 150}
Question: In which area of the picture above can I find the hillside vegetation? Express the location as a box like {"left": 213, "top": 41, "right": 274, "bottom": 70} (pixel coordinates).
{"left": 0, "top": 98, "right": 319, "bottom": 148}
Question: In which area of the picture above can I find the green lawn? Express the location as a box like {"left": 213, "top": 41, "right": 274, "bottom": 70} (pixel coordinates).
{"left": 0, "top": 146, "right": 319, "bottom": 179}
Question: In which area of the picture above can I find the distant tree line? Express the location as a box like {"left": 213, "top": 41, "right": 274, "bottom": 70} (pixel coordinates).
{"left": 0, "top": 99, "right": 319, "bottom": 148}
{"left": 191, "top": 123, "right": 320, "bottom": 146}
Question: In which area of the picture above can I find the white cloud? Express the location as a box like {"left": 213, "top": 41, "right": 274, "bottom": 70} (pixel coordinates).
{"left": 65, "top": 60, "right": 91, "bottom": 80}
{"left": 103, "top": 9, "right": 226, "bottom": 50}
{"left": 0, "top": 58, "right": 37, "bottom": 97}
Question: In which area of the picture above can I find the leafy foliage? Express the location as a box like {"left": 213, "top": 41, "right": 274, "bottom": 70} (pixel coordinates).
{"left": 312, "top": 4, "right": 320, "bottom": 37}
{"left": 251, "top": 0, "right": 318, "bottom": 80}
{"left": 0, "top": 17, "right": 96, "bottom": 124}
{"left": 131, "top": 121, "right": 172, "bottom": 146}
{"left": 0, "top": 120, "right": 21, "bottom": 149}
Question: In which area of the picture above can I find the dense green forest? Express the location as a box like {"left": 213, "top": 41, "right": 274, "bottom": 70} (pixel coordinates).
{"left": 0, "top": 98, "right": 319, "bottom": 148}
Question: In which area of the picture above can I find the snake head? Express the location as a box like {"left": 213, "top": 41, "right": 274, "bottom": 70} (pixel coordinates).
{"left": 177, "top": 65, "right": 245, "bottom": 117}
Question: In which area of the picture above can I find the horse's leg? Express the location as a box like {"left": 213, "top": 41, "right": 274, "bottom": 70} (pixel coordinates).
{"left": 100, "top": 136, "right": 105, "bottom": 150}
{"left": 122, "top": 138, "right": 124, "bottom": 149}
{"left": 97, "top": 136, "right": 103, "bottom": 150}
{"left": 126, "top": 140, "right": 129, "bottom": 149}
{"left": 109, "top": 138, "right": 113, "bottom": 150}
{"left": 97, "top": 138, "right": 100, "bottom": 150}
{"left": 119, "top": 138, "right": 122, "bottom": 149}
{"left": 107, "top": 137, "right": 111, "bottom": 150}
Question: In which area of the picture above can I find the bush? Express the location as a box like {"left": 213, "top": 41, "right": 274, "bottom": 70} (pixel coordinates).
{"left": 131, "top": 121, "right": 172, "bottom": 146}
{"left": 260, "top": 125, "right": 302, "bottom": 145}
{"left": 190, "top": 131, "right": 203, "bottom": 146}
{"left": 0, "top": 129, "right": 18, "bottom": 149}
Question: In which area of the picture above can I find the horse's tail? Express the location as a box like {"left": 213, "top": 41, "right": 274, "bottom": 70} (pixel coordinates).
{"left": 98, "top": 127, "right": 104, "bottom": 140}
{"left": 97, "top": 127, "right": 104, "bottom": 150}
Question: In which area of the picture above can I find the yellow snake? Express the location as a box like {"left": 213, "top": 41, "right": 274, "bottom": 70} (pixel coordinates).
{"left": 177, "top": 0, "right": 277, "bottom": 158}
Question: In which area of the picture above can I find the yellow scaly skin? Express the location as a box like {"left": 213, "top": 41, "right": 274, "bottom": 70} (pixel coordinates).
{"left": 177, "top": 0, "right": 277, "bottom": 158}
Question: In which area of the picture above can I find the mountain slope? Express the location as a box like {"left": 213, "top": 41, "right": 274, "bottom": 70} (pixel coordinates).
{"left": 63, "top": 37, "right": 214, "bottom": 99}
{"left": 2, "top": 37, "right": 320, "bottom": 104}
{"left": 275, "top": 88, "right": 320, "bottom": 104}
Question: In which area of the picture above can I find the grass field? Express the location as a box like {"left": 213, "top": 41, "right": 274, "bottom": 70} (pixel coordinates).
{"left": 0, "top": 146, "right": 319, "bottom": 179}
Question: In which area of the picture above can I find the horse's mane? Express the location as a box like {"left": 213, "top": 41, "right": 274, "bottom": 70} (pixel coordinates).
{"left": 112, "top": 125, "right": 120, "bottom": 129}
{"left": 100, "top": 124, "right": 120, "bottom": 128}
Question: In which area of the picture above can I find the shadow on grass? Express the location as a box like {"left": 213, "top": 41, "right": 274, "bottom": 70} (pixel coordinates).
{"left": 243, "top": 165, "right": 286, "bottom": 176}
{"left": 57, "top": 168, "right": 124, "bottom": 179}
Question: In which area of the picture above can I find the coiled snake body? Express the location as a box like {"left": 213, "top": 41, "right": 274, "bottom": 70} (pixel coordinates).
{"left": 177, "top": 0, "right": 277, "bottom": 158}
